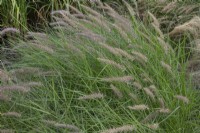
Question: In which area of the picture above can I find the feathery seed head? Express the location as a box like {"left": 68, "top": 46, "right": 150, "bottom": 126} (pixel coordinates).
{"left": 0, "top": 28, "right": 20, "bottom": 37}
{"left": 158, "top": 98, "right": 165, "bottom": 108}
{"left": 174, "top": 95, "right": 189, "bottom": 104}
{"left": 129, "top": 93, "right": 139, "bottom": 102}
{"left": 146, "top": 123, "right": 159, "bottom": 130}
{"left": 101, "top": 125, "right": 136, "bottom": 133}
{"left": 132, "top": 82, "right": 142, "bottom": 90}
{"left": 97, "top": 58, "right": 125, "bottom": 70}
{"left": 54, "top": 123, "right": 80, "bottom": 131}
{"left": 110, "top": 84, "right": 123, "bottom": 98}
{"left": 128, "top": 104, "right": 149, "bottom": 111}
{"left": 169, "top": 16, "right": 200, "bottom": 38}
{"left": 148, "top": 11, "right": 160, "bottom": 28}
{"left": 0, "top": 129, "right": 14, "bottom": 133}
{"left": 0, "top": 69, "right": 10, "bottom": 83}
{"left": 159, "top": 108, "right": 171, "bottom": 114}
{"left": 148, "top": 85, "right": 157, "bottom": 95}
{"left": 2, "top": 112, "right": 21, "bottom": 118}
{"left": 115, "top": 48, "right": 135, "bottom": 61}
{"left": 132, "top": 51, "right": 148, "bottom": 63}
{"left": 42, "top": 120, "right": 56, "bottom": 125}
{"left": 141, "top": 73, "right": 153, "bottom": 83}
{"left": 141, "top": 111, "right": 159, "bottom": 124}
{"left": 99, "top": 43, "right": 121, "bottom": 56}
{"left": 162, "top": 2, "right": 177, "bottom": 13}
{"left": 161, "top": 61, "right": 173, "bottom": 74}
{"left": 101, "top": 76, "right": 133, "bottom": 83}
{"left": 143, "top": 88, "right": 155, "bottom": 101}
{"left": 78, "top": 93, "right": 104, "bottom": 100}
{"left": 0, "top": 85, "right": 30, "bottom": 93}
{"left": 0, "top": 93, "right": 11, "bottom": 101}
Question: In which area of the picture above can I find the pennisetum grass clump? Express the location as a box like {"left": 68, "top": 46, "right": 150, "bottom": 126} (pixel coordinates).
{"left": 0, "top": 1, "right": 198, "bottom": 132}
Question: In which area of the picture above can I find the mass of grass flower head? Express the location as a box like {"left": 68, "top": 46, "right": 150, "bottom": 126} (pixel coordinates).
{"left": 0, "top": 0, "right": 200, "bottom": 133}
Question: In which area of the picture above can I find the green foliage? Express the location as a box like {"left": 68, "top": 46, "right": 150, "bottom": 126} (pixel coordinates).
{"left": 0, "top": 0, "right": 27, "bottom": 29}
{"left": 0, "top": 0, "right": 84, "bottom": 30}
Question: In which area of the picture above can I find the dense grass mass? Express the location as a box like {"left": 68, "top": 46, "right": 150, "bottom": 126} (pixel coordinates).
{"left": 0, "top": 1, "right": 200, "bottom": 133}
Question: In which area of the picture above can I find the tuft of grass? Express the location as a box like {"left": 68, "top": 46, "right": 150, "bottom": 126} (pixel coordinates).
{"left": 0, "top": 1, "right": 200, "bottom": 133}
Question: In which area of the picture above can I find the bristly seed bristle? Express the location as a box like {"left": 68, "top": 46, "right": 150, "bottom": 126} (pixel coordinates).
{"left": 2, "top": 112, "right": 21, "bottom": 118}
{"left": 129, "top": 93, "right": 139, "bottom": 102}
{"left": 97, "top": 58, "right": 126, "bottom": 70}
{"left": 141, "top": 111, "right": 159, "bottom": 124}
{"left": 100, "top": 125, "right": 136, "bottom": 133}
{"left": 110, "top": 84, "right": 123, "bottom": 98}
{"left": 147, "top": 11, "right": 160, "bottom": 28}
{"left": 148, "top": 85, "right": 157, "bottom": 95}
{"left": 158, "top": 98, "right": 165, "bottom": 108}
{"left": 141, "top": 73, "right": 153, "bottom": 83}
{"left": 162, "top": 1, "right": 177, "bottom": 13}
{"left": 99, "top": 43, "right": 121, "bottom": 56}
{"left": 0, "top": 85, "right": 30, "bottom": 93}
{"left": 0, "top": 93, "right": 11, "bottom": 101}
{"left": 78, "top": 93, "right": 104, "bottom": 100}
{"left": 0, "top": 28, "right": 20, "bottom": 37}
{"left": 42, "top": 120, "right": 80, "bottom": 131}
{"left": 174, "top": 95, "right": 189, "bottom": 104}
{"left": 0, "top": 69, "right": 10, "bottom": 83}
{"left": 132, "top": 51, "right": 148, "bottom": 63}
{"left": 30, "top": 42, "right": 54, "bottom": 54}
{"left": 161, "top": 61, "right": 173, "bottom": 74}
{"left": 146, "top": 123, "right": 159, "bottom": 130}
{"left": 159, "top": 108, "right": 171, "bottom": 114}
{"left": 101, "top": 76, "right": 133, "bottom": 83}
{"left": 157, "top": 37, "right": 173, "bottom": 54}
{"left": 54, "top": 123, "right": 80, "bottom": 131}
{"left": 143, "top": 88, "right": 155, "bottom": 101}
{"left": 128, "top": 104, "right": 149, "bottom": 111}
{"left": 42, "top": 120, "right": 56, "bottom": 125}
{"left": 115, "top": 48, "right": 135, "bottom": 61}
{"left": 22, "top": 82, "right": 43, "bottom": 87}
{"left": 132, "top": 82, "right": 142, "bottom": 90}
{"left": 0, "top": 129, "right": 14, "bottom": 133}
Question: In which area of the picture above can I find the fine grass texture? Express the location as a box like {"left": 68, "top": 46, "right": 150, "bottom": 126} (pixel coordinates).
{"left": 0, "top": 1, "right": 200, "bottom": 133}
{"left": 0, "top": 0, "right": 83, "bottom": 29}
{"left": 0, "top": 0, "right": 121, "bottom": 29}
